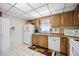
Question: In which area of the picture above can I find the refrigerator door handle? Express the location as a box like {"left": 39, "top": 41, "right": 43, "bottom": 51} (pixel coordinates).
{"left": 0, "top": 34, "right": 2, "bottom": 38}
{"left": 27, "top": 27, "right": 28, "bottom": 31}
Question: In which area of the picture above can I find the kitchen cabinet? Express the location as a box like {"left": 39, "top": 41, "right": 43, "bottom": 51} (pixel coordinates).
{"left": 32, "top": 34, "right": 48, "bottom": 48}
{"left": 60, "top": 37, "right": 68, "bottom": 54}
{"left": 39, "top": 35, "right": 48, "bottom": 48}
{"left": 32, "top": 35, "right": 39, "bottom": 46}
{"left": 67, "top": 38, "right": 69, "bottom": 56}
{"left": 51, "top": 14, "right": 61, "bottom": 27}
{"left": 32, "top": 19, "right": 40, "bottom": 27}
{"left": 61, "top": 11, "right": 74, "bottom": 26}
{"left": 74, "top": 4, "right": 79, "bottom": 25}
{"left": 48, "top": 36, "right": 60, "bottom": 52}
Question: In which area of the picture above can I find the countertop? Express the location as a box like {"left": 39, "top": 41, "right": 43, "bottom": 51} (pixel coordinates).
{"left": 33, "top": 33, "right": 62, "bottom": 36}
{"left": 33, "top": 33, "right": 79, "bottom": 38}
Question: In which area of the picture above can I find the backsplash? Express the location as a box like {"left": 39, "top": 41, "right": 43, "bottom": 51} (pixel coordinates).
{"left": 64, "top": 29, "right": 79, "bottom": 37}
{"left": 52, "top": 28, "right": 60, "bottom": 33}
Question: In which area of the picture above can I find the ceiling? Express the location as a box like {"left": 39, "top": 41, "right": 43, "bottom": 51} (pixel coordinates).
{"left": 0, "top": 3, "right": 78, "bottom": 20}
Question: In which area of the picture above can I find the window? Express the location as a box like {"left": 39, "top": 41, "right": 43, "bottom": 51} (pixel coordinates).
{"left": 40, "top": 17, "right": 51, "bottom": 33}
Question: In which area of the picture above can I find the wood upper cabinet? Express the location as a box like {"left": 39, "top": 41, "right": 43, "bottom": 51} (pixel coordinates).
{"left": 32, "top": 19, "right": 40, "bottom": 27}
{"left": 35, "top": 19, "right": 40, "bottom": 27}
{"left": 32, "top": 34, "right": 48, "bottom": 48}
{"left": 74, "top": 4, "right": 79, "bottom": 25}
{"left": 31, "top": 10, "right": 75, "bottom": 27}
{"left": 51, "top": 14, "right": 61, "bottom": 27}
{"left": 61, "top": 11, "right": 74, "bottom": 26}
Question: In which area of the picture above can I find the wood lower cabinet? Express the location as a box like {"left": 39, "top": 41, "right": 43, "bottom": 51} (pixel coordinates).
{"left": 67, "top": 38, "right": 69, "bottom": 55}
{"left": 39, "top": 35, "right": 48, "bottom": 48}
{"left": 60, "top": 37, "right": 69, "bottom": 55}
{"left": 32, "top": 35, "right": 39, "bottom": 45}
{"left": 32, "top": 35, "right": 69, "bottom": 55}
{"left": 60, "top": 37, "right": 67, "bottom": 54}
{"left": 32, "top": 34, "right": 48, "bottom": 48}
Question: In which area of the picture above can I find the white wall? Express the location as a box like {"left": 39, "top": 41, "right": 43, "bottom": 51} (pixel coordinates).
{"left": 3, "top": 15, "right": 26, "bottom": 48}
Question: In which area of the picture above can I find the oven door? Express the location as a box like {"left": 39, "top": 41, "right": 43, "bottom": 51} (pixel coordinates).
{"left": 69, "top": 39, "right": 79, "bottom": 56}
{"left": 72, "top": 46, "right": 79, "bottom": 56}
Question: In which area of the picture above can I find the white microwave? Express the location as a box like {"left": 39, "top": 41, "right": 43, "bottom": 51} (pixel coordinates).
{"left": 64, "top": 30, "right": 79, "bottom": 37}
{"left": 64, "top": 30, "right": 74, "bottom": 36}
{"left": 74, "top": 30, "right": 79, "bottom": 37}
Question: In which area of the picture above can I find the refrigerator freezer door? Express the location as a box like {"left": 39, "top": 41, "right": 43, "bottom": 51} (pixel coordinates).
{"left": 0, "top": 17, "right": 10, "bottom": 55}
{"left": 24, "top": 24, "right": 34, "bottom": 33}
{"left": 0, "top": 18, "right": 2, "bottom": 55}
{"left": 2, "top": 17, "right": 10, "bottom": 54}
{"left": 24, "top": 25, "right": 28, "bottom": 32}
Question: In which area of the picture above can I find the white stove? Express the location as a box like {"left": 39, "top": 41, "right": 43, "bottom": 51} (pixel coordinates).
{"left": 69, "top": 38, "right": 79, "bottom": 56}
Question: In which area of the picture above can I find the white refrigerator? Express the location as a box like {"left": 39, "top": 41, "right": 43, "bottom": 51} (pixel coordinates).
{"left": 23, "top": 24, "right": 34, "bottom": 46}
{"left": 0, "top": 17, "right": 10, "bottom": 55}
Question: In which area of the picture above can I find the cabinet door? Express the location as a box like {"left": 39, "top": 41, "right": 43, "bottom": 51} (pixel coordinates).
{"left": 67, "top": 38, "right": 69, "bottom": 55}
{"left": 62, "top": 11, "right": 74, "bottom": 26}
{"left": 74, "top": 4, "right": 79, "bottom": 25}
{"left": 51, "top": 14, "right": 61, "bottom": 27}
{"left": 78, "top": 5, "right": 79, "bottom": 21}
{"left": 74, "top": 6, "right": 78, "bottom": 25}
{"left": 34, "top": 19, "right": 40, "bottom": 27}
{"left": 39, "top": 35, "right": 48, "bottom": 48}
{"left": 32, "top": 35, "right": 36, "bottom": 45}
{"left": 32, "top": 35, "right": 39, "bottom": 45}
{"left": 60, "top": 37, "right": 67, "bottom": 54}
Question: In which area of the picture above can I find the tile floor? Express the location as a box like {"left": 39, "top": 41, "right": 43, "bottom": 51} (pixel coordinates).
{"left": 3, "top": 44, "right": 45, "bottom": 56}
{"left": 2, "top": 44, "right": 64, "bottom": 56}
{"left": 55, "top": 52, "right": 66, "bottom": 56}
